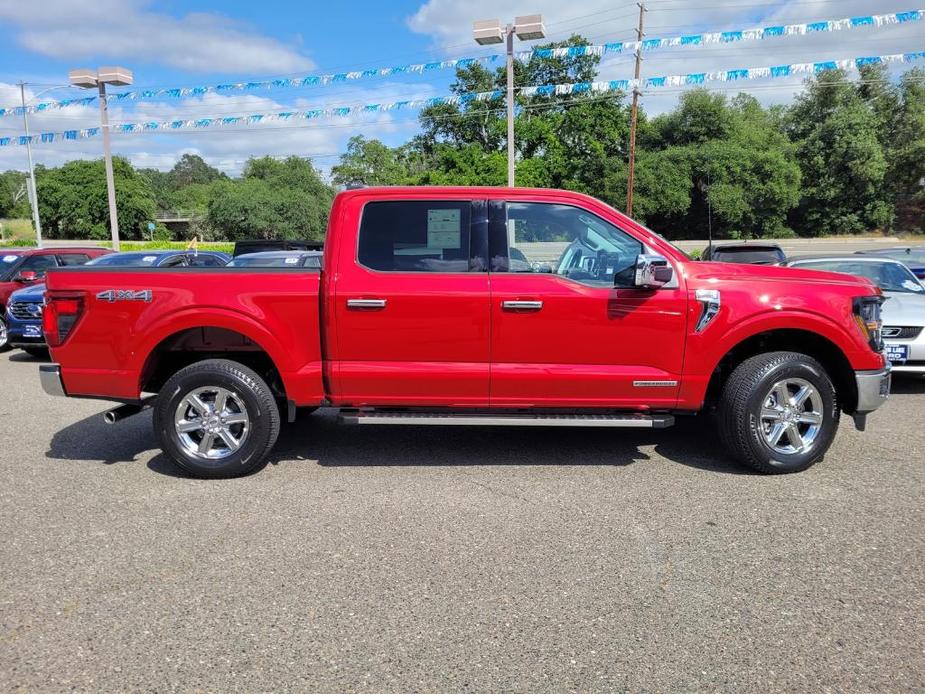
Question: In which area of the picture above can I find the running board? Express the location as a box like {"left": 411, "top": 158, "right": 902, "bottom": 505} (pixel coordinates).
{"left": 339, "top": 411, "right": 675, "bottom": 428}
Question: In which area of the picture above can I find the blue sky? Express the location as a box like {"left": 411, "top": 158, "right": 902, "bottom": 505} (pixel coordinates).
{"left": 0, "top": 0, "right": 921, "bottom": 175}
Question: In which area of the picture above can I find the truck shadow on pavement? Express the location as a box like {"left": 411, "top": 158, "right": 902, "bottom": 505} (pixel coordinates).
{"left": 44, "top": 407, "right": 748, "bottom": 477}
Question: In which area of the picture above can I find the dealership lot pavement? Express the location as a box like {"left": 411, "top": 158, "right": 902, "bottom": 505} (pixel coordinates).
{"left": 0, "top": 351, "right": 923, "bottom": 692}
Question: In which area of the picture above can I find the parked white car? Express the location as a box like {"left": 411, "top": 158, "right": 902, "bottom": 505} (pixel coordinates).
{"left": 787, "top": 256, "right": 925, "bottom": 375}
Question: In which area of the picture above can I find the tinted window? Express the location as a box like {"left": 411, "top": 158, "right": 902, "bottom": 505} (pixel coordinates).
{"left": 793, "top": 261, "right": 923, "bottom": 294}
{"left": 57, "top": 254, "right": 90, "bottom": 266}
{"left": 228, "top": 255, "right": 307, "bottom": 267}
{"left": 712, "top": 247, "right": 784, "bottom": 264}
{"left": 87, "top": 253, "right": 161, "bottom": 267}
{"left": 159, "top": 255, "right": 189, "bottom": 267}
{"left": 20, "top": 255, "right": 58, "bottom": 276}
{"left": 493, "top": 202, "right": 643, "bottom": 287}
{"left": 188, "top": 254, "right": 226, "bottom": 267}
{"left": 358, "top": 201, "right": 474, "bottom": 272}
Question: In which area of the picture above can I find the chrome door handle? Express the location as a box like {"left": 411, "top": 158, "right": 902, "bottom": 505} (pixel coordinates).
{"left": 347, "top": 298, "right": 387, "bottom": 310}
{"left": 502, "top": 300, "right": 543, "bottom": 311}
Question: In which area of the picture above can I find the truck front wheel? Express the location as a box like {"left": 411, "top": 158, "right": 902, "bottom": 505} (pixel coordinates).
{"left": 153, "top": 359, "right": 281, "bottom": 478}
{"left": 717, "top": 351, "right": 839, "bottom": 474}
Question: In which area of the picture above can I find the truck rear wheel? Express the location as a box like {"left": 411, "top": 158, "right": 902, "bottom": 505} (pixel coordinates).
{"left": 153, "top": 359, "right": 280, "bottom": 478}
{"left": 717, "top": 351, "right": 839, "bottom": 474}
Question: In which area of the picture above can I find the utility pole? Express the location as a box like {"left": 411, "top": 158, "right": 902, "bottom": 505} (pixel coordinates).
{"left": 18, "top": 83, "right": 43, "bottom": 248}
{"left": 625, "top": 2, "right": 646, "bottom": 218}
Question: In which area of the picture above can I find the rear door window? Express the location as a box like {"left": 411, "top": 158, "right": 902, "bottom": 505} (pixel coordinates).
{"left": 358, "top": 200, "right": 483, "bottom": 272}
{"left": 57, "top": 254, "right": 90, "bottom": 266}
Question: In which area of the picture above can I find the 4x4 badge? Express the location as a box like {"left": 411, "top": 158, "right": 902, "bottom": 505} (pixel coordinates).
{"left": 96, "top": 290, "right": 153, "bottom": 303}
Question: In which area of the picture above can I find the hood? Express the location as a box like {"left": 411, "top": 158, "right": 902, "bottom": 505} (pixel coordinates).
{"left": 686, "top": 261, "right": 877, "bottom": 291}
{"left": 9, "top": 282, "right": 46, "bottom": 302}
{"left": 882, "top": 291, "right": 925, "bottom": 326}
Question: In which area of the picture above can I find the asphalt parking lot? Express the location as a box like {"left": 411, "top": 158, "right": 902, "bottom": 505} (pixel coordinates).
{"left": 0, "top": 350, "right": 923, "bottom": 692}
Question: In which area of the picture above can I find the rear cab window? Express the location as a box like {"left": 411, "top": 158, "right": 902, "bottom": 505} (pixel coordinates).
{"left": 357, "top": 200, "right": 483, "bottom": 273}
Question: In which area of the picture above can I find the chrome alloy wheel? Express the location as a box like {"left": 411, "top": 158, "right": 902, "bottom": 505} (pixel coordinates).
{"left": 174, "top": 386, "right": 250, "bottom": 460}
{"left": 759, "top": 378, "right": 824, "bottom": 456}
{"left": 0, "top": 318, "right": 7, "bottom": 348}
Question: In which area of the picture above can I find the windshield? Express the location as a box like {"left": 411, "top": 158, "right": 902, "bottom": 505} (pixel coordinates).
{"left": 0, "top": 253, "right": 23, "bottom": 281}
{"left": 876, "top": 250, "right": 925, "bottom": 266}
{"left": 794, "top": 260, "right": 924, "bottom": 293}
{"left": 86, "top": 253, "right": 163, "bottom": 267}
{"left": 227, "top": 255, "right": 307, "bottom": 267}
{"left": 712, "top": 247, "right": 783, "bottom": 264}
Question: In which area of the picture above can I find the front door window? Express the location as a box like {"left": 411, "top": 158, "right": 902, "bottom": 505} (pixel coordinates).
{"left": 491, "top": 202, "right": 643, "bottom": 287}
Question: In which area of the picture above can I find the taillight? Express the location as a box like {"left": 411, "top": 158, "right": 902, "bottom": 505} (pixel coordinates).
{"left": 852, "top": 295, "right": 884, "bottom": 352}
{"left": 43, "top": 293, "right": 84, "bottom": 347}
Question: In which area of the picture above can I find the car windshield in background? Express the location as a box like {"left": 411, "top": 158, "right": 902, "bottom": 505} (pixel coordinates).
{"left": 0, "top": 253, "right": 23, "bottom": 281}
{"left": 86, "top": 253, "right": 162, "bottom": 267}
{"left": 879, "top": 250, "right": 925, "bottom": 265}
{"left": 712, "top": 248, "right": 783, "bottom": 264}
{"left": 227, "top": 255, "right": 308, "bottom": 268}
{"left": 795, "top": 260, "right": 924, "bottom": 293}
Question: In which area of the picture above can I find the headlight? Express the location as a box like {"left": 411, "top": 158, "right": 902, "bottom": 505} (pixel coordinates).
{"left": 853, "top": 295, "right": 884, "bottom": 352}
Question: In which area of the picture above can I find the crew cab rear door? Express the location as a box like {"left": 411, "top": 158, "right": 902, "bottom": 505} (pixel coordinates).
{"left": 488, "top": 198, "right": 687, "bottom": 408}
{"left": 330, "top": 196, "right": 491, "bottom": 406}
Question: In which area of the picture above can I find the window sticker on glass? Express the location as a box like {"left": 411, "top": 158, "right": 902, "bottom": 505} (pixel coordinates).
{"left": 427, "top": 209, "right": 461, "bottom": 249}
{"left": 3, "top": 255, "right": 18, "bottom": 262}
{"left": 284, "top": 257, "right": 300, "bottom": 264}
{"left": 142, "top": 255, "right": 157, "bottom": 263}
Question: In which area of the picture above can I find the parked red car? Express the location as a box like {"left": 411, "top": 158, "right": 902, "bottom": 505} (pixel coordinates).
{"left": 39, "top": 188, "right": 890, "bottom": 477}
{"left": 0, "top": 246, "right": 110, "bottom": 350}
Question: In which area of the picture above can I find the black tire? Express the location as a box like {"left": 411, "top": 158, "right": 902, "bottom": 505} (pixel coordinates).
{"left": 717, "top": 351, "right": 839, "bottom": 474}
{"left": 153, "top": 359, "right": 281, "bottom": 478}
{"left": 0, "top": 316, "right": 9, "bottom": 352}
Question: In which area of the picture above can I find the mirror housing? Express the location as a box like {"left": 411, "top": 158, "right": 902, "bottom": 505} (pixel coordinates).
{"left": 14, "top": 270, "right": 38, "bottom": 283}
{"left": 632, "top": 254, "right": 673, "bottom": 290}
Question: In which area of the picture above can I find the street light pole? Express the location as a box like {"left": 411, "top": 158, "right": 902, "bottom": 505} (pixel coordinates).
{"left": 474, "top": 15, "right": 546, "bottom": 188}
{"left": 97, "top": 81, "right": 121, "bottom": 251}
{"left": 69, "top": 66, "right": 133, "bottom": 252}
{"left": 18, "top": 83, "right": 44, "bottom": 248}
{"left": 505, "top": 25, "right": 516, "bottom": 188}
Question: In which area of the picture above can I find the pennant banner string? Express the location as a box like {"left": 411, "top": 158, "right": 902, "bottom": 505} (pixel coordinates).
{"left": 4, "top": 51, "right": 923, "bottom": 147}
{"left": 0, "top": 9, "right": 921, "bottom": 117}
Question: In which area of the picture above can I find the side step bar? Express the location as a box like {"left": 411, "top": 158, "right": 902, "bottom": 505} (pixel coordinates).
{"left": 339, "top": 411, "right": 675, "bottom": 428}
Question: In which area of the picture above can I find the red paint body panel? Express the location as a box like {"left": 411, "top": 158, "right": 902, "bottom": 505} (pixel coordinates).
{"left": 44, "top": 187, "right": 885, "bottom": 414}
{"left": 45, "top": 270, "right": 325, "bottom": 404}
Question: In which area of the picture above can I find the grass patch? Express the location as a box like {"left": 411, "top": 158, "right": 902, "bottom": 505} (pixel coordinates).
{"left": 0, "top": 219, "right": 35, "bottom": 244}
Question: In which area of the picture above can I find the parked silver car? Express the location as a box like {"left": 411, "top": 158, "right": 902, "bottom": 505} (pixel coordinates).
{"left": 787, "top": 256, "right": 925, "bottom": 375}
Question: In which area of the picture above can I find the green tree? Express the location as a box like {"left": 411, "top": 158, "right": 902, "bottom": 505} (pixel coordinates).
{"left": 331, "top": 136, "right": 412, "bottom": 186}
{"left": 205, "top": 156, "right": 335, "bottom": 240}
{"left": 35, "top": 158, "right": 156, "bottom": 240}
{"left": 787, "top": 70, "right": 890, "bottom": 234}
{"left": 0, "top": 170, "right": 30, "bottom": 218}
{"left": 168, "top": 153, "right": 226, "bottom": 188}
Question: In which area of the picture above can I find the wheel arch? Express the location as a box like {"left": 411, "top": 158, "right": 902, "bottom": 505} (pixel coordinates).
{"left": 139, "top": 323, "right": 288, "bottom": 401}
{"left": 703, "top": 328, "right": 858, "bottom": 413}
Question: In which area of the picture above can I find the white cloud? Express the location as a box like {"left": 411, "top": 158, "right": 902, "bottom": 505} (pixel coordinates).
{"left": 0, "top": 81, "right": 436, "bottom": 177}
{"left": 0, "top": 0, "right": 313, "bottom": 74}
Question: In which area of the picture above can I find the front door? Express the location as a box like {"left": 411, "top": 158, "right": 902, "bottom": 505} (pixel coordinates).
{"left": 332, "top": 198, "right": 491, "bottom": 407}
{"left": 488, "top": 200, "right": 688, "bottom": 409}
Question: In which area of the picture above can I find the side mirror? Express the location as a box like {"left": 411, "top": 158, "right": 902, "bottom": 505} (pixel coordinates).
{"left": 14, "top": 270, "right": 37, "bottom": 283}
{"left": 631, "top": 254, "right": 673, "bottom": 290}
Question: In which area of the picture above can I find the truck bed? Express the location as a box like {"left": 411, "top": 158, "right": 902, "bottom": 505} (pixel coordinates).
{"left": 44, "top": 267, "right": 325, "bottom": 404}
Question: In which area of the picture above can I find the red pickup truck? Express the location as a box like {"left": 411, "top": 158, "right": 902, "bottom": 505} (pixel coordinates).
{"left": 39, "top": 187, "right": 890, "bottom": 478}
